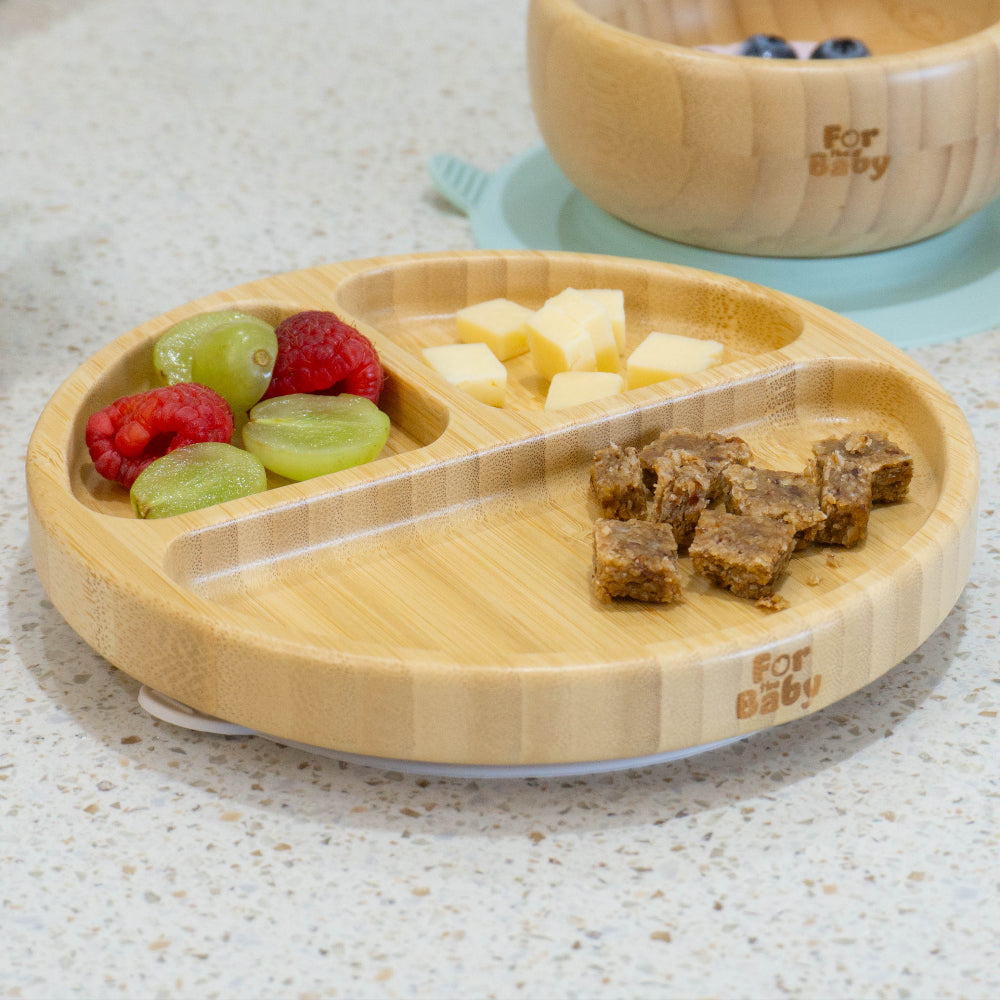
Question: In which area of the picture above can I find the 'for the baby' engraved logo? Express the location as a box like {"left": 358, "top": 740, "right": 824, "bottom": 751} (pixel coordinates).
{"left": 810, "top": 125, "right": 890, "bottom": 181}
{"left": 736, "top": 646, "right": 822, "bottom": 720}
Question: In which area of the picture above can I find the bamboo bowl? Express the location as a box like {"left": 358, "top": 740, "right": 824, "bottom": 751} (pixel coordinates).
{"left": 26, "top": 251, "right": 977, "bottom": 767}
{"left": 527, "top": 0, "right": 1000, "bottom": 257}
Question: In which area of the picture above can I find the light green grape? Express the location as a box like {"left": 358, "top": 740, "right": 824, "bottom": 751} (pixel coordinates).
{"left": 243, "top": 393, "right": 391, "bottom": 481}
{"left": 130, "top": 442, "right": 267, "bottom": 518}
{"left": 153, "top": 309, "right": 259, "bottom": 385}
{"left": 190, "top": 318, "right": 278, "bottom": 412}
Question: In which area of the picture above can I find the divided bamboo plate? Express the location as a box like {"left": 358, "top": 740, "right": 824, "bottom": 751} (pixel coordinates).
{"left": 26, "top": 251, "right": 978, "bottom": 767}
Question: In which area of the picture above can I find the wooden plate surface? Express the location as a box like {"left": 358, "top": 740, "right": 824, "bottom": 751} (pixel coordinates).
{"left": 26, "top": 251, "right": 979, "bottom": 765}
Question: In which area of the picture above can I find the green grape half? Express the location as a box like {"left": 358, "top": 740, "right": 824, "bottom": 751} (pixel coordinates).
{"left": 130, "top": 442, "right": 268, "bottom": 518}
{"left": 243, "top": 393, "right": 391, "bottom": 481}
{"left": 190, "top": 318, "right": 278, "bottom": 413}
{"left": 153, "top": 309, "right": 260, "bottom": 385}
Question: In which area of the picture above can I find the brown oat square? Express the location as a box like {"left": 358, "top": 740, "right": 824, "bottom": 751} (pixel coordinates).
{"left": 592, "top": 518, "right": 682, "bottom": 604}
{"left": 590, "top": 443, "right": 646, "bottom": 520}
{"left": 648, "top": 451, "right": 713, "bottom": 549}
{"left": 809, "top": 449, "right": 873, "bottom": 547}
{"left": 721, "top": 465, "right": 826, "bottom": 549}
{"left": 812, "top": 432, "right": 912, "bottom": 503}
{"left": 689, "top": 510, "right": 796, "bottom": 600}
{"left": 639, "top": 427, "right": 751, "bottom": 499}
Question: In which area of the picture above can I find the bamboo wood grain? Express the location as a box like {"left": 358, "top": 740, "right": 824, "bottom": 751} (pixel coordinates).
{"left": 528, "top": 0, "right": 1000, "bottom": 256}
{"left": 26, "top": 250, "right": 978, "bottom": 765}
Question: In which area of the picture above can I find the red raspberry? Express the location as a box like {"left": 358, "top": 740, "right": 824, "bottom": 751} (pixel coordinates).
{"left": 85, "top": 383, "right": 234, "bottom": 488}
{"left": 263, "top": 311, "right": 384, "bottom": 402}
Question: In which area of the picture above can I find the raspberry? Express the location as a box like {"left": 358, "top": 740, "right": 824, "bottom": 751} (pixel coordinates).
{"left": 263, "top": 311, "right": 384, "bottom": 402}
{"left": 85, "top": 383, "right": 234, "bottom": 488}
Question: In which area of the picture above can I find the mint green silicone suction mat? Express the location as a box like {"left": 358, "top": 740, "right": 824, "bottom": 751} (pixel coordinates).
{"left": 429, "top": 146, "right": 1000, "bottom": 348}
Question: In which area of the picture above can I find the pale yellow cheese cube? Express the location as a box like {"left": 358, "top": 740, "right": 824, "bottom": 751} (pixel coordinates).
{"left": 526, "top": 304, "right": 597, "bottom": 380}
{"left": 579, "top": 288, "right": 626, "bottom": 351}
{"left": 422, "top": 342, "right": 507, "bottom": 407}
{"left": 626, "top": 331, "right": 724, "bottom": 390}
{"left": 455, "top": 298, "right": 533, "bottom": 361}
{"left": 544, "top": 371, "right": 625, "bottom": 410}
{"left": 545, "top": 287, "right": 619, "bottom": 373}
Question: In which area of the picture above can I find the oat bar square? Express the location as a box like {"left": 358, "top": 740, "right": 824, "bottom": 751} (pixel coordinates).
{"left": 721, "top": 465, "right": 826, "bottom": 549}
{"left": 811, "top": 449, "right": 873, "bottom": 547}
{"left": 648, "top": 452, "right": 713, "bottom": 549}
{"left": 590, "top": 443, "right": 646, "bottom": 520}
{"left": 689, "top": 510, "right": 796, "bottom": 600}
{"left": 592, "top": 518, "right": 682, "bottom": 604}
{"left": 639, "top": 427, "right": 751, "bottom": 499}
{"left": 812, "top": 432, "right": 912, "bottom": 503}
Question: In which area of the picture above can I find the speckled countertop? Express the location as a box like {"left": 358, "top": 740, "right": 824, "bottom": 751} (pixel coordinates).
{"left": 3, "top": 2, "right": 999, "bottom": 998}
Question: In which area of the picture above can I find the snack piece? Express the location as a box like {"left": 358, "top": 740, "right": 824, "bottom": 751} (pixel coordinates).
{"left": 189, "top": 316, "right": 278, "bottom": 413}
{"left": 721, "top": 465, "right": 826, "bottom": 549}
{"left": 545, "top": 371, "right": 624, "bottom": 410}
{"left": 811, "top": 450, "right": 873, "bottom": 548}
{"left": 544, "top": 288, "right": 619, "bottom": 372}
{"left": 525, "top": 303, "right": 598, "bottom": 380}
{"left": 242, "top": 393, "right": 391, "bottom": 481}
{"left": 264, "top": 311, "right": 384, "bottom": 402}
{"left": 812, "top": 432, "right": 912, "bottom": 503}
{"left": 455, "top": 298, "right": 533, "bottom": 361}
{"left": 130, "top": 442, "right": 267, "bottom": 518}
{"left": 739, "top": 33, "right": 797, "bottom": 58}
{"left": 153, "top": 309, "right": 260, "bottom": 385}
{"left": 639, "top": 427, "right": 752, "bottom": 499}
{"left": 85, "top": 383, "right": 234, "bottom": 489}
{"left": 689, "top": 510, "right": 796, "bottom": 600}
{"left": 579, "top": 289, "right": 626, "bottom": 350}
{"left": 422, "top": 342, "right": 507, "bottom": 407}
{"left": 648, "top": 452, "right": 713, "bottom": 549}
{"left": 590, "top": 443, "right": 646, "bottom": 520}
{"left": 592, "top": 518, "right": 682, "bottom": 604}
{"left": 626, "top": 331, "right": 723, "bottom": 389}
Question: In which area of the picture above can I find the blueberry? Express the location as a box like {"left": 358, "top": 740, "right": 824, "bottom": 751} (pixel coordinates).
{"left": 810, "top": 37, "right": 871, "bottom": 59}
{"left": 738, "top": 34, "right": 797, "bottom": 59}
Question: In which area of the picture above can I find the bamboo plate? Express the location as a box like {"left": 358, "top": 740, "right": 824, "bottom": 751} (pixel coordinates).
{"left": 26, "top": 250, "right": 979, "bottom": 767}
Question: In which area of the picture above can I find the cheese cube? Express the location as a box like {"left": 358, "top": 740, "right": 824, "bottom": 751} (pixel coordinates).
{"left": 455, "top": 298, "right": 533, "bottom": 361}
{"left": 544, "top": 288, "right": 619, "bottom": 373}
{"left": 626, "top": 331, "right": 724, "bottom": 390}
{"left": 526, "top": 304, "right": 597, "bottom": 380}
{"left": 422, "top": 342, "right": 507, "bottom": 407}
{"left": 544, "top": 371, "right": 625, "bottom": 410}
{"left": 579, "top": 288, "right": 626, "bottom": 351}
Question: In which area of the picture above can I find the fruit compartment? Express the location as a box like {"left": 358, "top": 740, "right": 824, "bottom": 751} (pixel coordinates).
{"left": 68, "top": 298, "right": 451, "bottom": 518}
{"left": 333, "top": 253, "right": 805, "bottom": 413}
{"left": 163, "top": 355, "right": 946, "bottom": 667}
